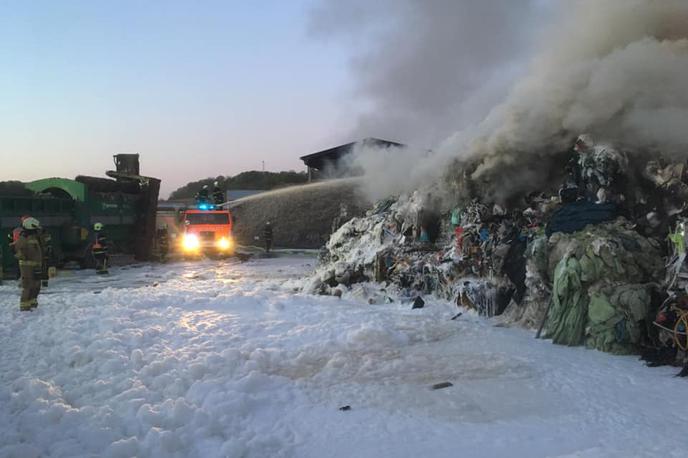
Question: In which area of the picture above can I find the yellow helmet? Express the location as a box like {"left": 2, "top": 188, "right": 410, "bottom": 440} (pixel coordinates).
{"left": 94, "top": 223, "right": 104, "bottom": 231}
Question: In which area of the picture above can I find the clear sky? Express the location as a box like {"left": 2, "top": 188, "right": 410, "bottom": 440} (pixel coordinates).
{"left": 0, "top": 0, "right": 356, "bottom": 196}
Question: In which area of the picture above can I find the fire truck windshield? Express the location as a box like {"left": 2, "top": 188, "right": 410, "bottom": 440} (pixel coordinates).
{"left": 186, "top": 213, "right": 230, "bottom": 225}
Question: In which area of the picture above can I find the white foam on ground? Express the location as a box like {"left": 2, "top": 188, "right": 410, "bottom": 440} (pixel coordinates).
{"left": 1, "top": 256, "right": 688, "bottom": 458}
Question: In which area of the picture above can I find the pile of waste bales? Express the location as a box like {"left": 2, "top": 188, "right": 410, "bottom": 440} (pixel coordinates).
{"left": 304, "top": 134, "right": 688, "bottom": 375}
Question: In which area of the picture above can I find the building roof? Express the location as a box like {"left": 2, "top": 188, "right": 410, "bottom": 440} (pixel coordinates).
{"left": 300, "top": 138, "right": 404, "bottom": 170}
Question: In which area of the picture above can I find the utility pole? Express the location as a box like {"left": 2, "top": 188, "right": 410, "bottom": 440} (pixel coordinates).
{"left": 262, "top": 161, "right": 265, "bottom": 172}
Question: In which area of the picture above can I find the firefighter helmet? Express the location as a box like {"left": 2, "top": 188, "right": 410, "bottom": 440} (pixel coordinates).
{"left": 22, "top": 217, "right": 41, "bottom": 230}
{"left": 94, "top": 223, "right": 104, "bottom": 231}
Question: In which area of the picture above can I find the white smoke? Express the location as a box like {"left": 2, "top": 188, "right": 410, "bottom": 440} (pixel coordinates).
{"left": 346, "top": 142, "right": 437, "bottom": 201}
{"left": 316, "top": 0, "right": 688, "bottom": 204}
{"left": 308, "top": 0, "right": 544, "bottom": 148}
{"left": 461, "top": 0, "right": 688, "bottom": 180}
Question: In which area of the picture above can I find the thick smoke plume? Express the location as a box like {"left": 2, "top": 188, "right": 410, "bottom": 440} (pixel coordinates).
{"left": 314, "top": 0, "right": 688, "bottom": 205}
{"left": 309, "top": 0, "right": 542, "bottom": 148}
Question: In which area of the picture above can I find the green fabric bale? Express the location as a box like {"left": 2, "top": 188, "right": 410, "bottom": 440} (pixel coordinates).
{"left": 541, "top": 220, "right": 663, "bottom": 354}
{"left": 585, "top": 284, "right": 651, "bottom": 354}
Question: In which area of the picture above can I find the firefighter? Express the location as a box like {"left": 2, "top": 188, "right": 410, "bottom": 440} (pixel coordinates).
{"left": 157, "top": 225, "right": 170, "bottom": 263}
{"left": 212, "top": 181, "right": 225, "bottom": 206}
{"left": 195, "top": 185, "right": 210, "bottom": 206}
{"left": 262, "top": 221, "right": 273, "bottom": 253}
{"left": 91, "top": 222, "right": 109, "bottom": 274}
{"left": 13, "top": 217, "right": 43, "bottom": 311}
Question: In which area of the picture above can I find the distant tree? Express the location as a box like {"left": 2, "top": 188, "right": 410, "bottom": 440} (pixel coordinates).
{"left": 168, "top": 171, "right": 308, "bottom": 200}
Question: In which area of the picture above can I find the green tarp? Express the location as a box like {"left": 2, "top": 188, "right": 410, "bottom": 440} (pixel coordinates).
{"left": 545, "top": 256, "right": 588, "bottom": 345}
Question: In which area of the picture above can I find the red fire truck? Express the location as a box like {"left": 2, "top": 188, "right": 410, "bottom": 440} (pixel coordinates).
{"left": 179, "top": 207, "right": 234, "bottom": 256}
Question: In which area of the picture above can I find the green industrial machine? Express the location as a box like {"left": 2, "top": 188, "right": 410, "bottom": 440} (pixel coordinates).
{"left": 1, "top": 155, "right": 160, "bottom": 277}
{"left": 0, "top": 192, "right": 75, "bottom": 276}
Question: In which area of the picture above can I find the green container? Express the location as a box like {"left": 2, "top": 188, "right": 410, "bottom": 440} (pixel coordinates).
{"left": 26, "top": 178, "right": 142, "bottom": 261}
{"left": 0, "top": 194, "right": 75, "bottom": 275}
{"left": 2, "top": 177, "right": 147, "bottom": 276}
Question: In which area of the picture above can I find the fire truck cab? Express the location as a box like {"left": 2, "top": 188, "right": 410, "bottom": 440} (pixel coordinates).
{"left": 179, "top": 206, "right": 234, "bottom": 256}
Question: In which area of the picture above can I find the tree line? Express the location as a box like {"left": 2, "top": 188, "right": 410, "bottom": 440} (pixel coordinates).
{"left": 167, "top": 170, "right": 308, "bottom": 200}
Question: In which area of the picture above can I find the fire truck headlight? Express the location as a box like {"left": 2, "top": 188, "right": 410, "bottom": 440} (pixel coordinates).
{"left": 217, "top": 237, "right": 232, "bottom": 251}
{"left": 183, "top": 234, "right": 200, "bottom": 251}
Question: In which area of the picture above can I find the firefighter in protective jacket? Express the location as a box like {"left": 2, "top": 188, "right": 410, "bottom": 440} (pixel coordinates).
{"left": 157, "top": 225, "right": 170, "bottom": 263}
{"left": 212, "top": 181, "right": 225, "bottom": 206}
{"left": 262, "top": 221, "right": 273, "bottom": 253}
{"left": 91, "top": 222, "right": 109, "bottom": 274}
{"left": 13, "top": 217, "right": 44, "bottom": 311}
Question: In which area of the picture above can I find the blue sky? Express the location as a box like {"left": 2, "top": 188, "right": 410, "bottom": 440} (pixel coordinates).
{"left": 0, "top": 0, "right": 356, "bottom": 195}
